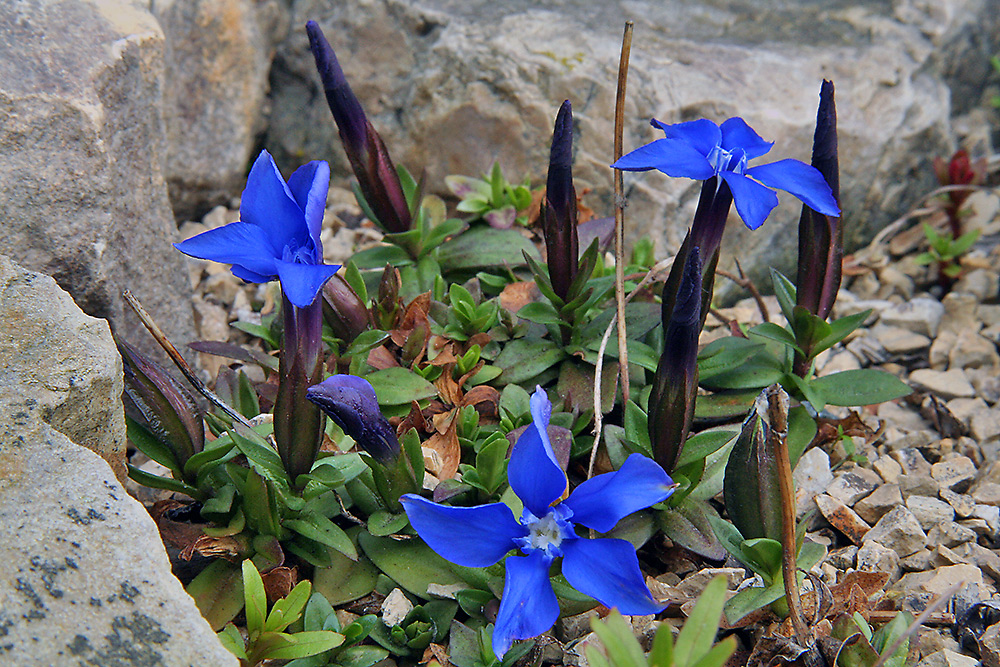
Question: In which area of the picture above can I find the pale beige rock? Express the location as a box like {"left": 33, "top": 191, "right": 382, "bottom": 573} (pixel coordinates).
{"left": 0, "top": 0, "right": 195, "bottom": 354}
{"left": 0, "top": 404, "right": 237, "bottom": 667}
{"left": 856, "top": 483, "right": 903, "bottom": 524}
{"left": 910, "top": 368, "right": 976, "bottom": 400}
{"left": 864, "top": 506, "right": 927, "bottom": 557}
{"left": 0, "top": 255, "right": 126, "bottom": 481}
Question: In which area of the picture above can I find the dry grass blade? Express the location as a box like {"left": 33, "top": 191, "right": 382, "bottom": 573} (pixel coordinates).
{"left": 613, "top": 21, "right": 634, "bottom": 403}
{"left": 869, "top": 581, "right": 965, "bottom": 667}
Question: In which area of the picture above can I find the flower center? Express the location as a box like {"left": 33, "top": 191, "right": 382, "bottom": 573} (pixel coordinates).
{"left": 282, "top": 240, "right": 317, "bottom": 265}
{"left": 515, "top": 505, "right": 574, "bottom": 559}
{"left": 707, "top": 145, "right": 747, "bottom": 175}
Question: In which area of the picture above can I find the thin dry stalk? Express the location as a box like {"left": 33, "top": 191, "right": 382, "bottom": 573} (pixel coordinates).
{"left": 613, "top": 21, "right": 634, "bottom": 403}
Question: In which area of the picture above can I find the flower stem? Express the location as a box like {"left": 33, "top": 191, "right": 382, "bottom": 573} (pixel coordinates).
{"left": 613, "top": 21, "right": 634, "bottom": 403}
{"left": 767, "top": 384, "right": 811, "bottom": 644}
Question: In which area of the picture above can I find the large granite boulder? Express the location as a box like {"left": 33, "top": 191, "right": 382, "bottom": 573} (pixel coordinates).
{"left": 0, "top": 254, "right": 127, "bottom": 483}
{"left": 265, "top": 0, "right": 998, "bottom": 282}
{"left": 153, "top": 0, "right": 288, "bottom": 219}
{"left": 0, "top": 401, "right": 237, "bottom": 667}
{"left": 0, "top": 0, "right": 194, "bottom": 352}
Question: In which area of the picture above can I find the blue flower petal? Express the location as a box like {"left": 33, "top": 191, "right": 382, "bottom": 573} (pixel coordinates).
{"left": 240, "top": 150, "right": 309, "bottom": 252}
{"left": 563, "top": 454, "right": 674, "bottom": 533}
{"left": 508, "top": 388, "right": 566, "bottom": 517}
{"left": 612, "top": 139, "right": 715, "bottom": 180}
{"left": 561, "top": 537, "right": 665, "bottom": 616}
{"left": 492, "top": 551, "right": 559, "bottom": 659}
{"left": 650, "top": 118, "right": 721, "bottom": 157}
{"left": 275, "top": 260, "right": 341, "bottom": 308}
{"left": 719, "top": 171, "right": 779, "bottom": 231}
{"left": 174, "top": 222, "right": 279, "bottom": 277}
{"left": 307, "top": 375, "right": 400, "bottom": 462}
{"left": 230, "top": 265, "right": 273, "bottom": 283}
{"left": 287, "top": 160, "right": 331, "bottom": 247}
{"left": 747, "top": 159, "right": 841, "bottom": 216}
{"left": 720, "top": 117, "right": 774, "bottom": 160}
{"left": 400, "top": 495, "right": 526, "bottom": 568}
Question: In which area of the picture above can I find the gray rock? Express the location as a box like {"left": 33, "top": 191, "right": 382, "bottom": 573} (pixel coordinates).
{"left": 856, "top": 483, "right": 903, "bottom": 525}
{"left": 864, "top": 506, "right": 927, "bottom": 557}
{"left": 826, "top": 468, "right": 881, "bottom": 506}
{"left": 946, "top": 397, "right": 989, "bottom": 429}
{"left": 938, "top": 292, "right": 982, "bottom": 337}
{"left": 940, "top": 488, "right": 976, "bottom": 518}
{"left": 931, "top": 456, "right": 976, "bottom": 492}
{"left": 906, "top": 495, "right": 955, "bottom": 530}
{"left": 881, "top": 298, "right": 946, "bottom": 338}
{"left": 793, "top": 447, "right": 833, "bottom": 518}
{"left": 972, "top": 409, "right": 1000, "bottom": 443}
{"left": 0, "top": 405, "right": 237, "bottom": 667}
{"left": 910, "top": 368, "right": 976, "bottom": 400}
{"left": 825, "top": 546, "right": 858, "bottom": 570}
{"left": 872, "top": 325, "right": 931, "bottom": 355}
{"left": 968, "top": 367, "right": 1000, "bottom": 404}
{"left": 915, "top": 649, "right": 979, "bottom": 667}
{"left": 954, "top": 269, "right": 999, "bottom": 301}
{"left": 153, "top": 0, "right": 287, "bottom": 218}
{"left": 953, "top": 542, "right": 1000, "bottom": 584}
{"left": 873, "top": 455, "right": 904, "bottom": 484}
{"left": 926, "top": 522, "right": 977, "bottom": 548}
{"left": 263, "top": 0, "right": 983, "bottom": 284}
{"left": 892, "top": 448, "right": 932, "bottom": 476}
{"left": 857, "top": 541, "right": 900, "bottom": 583}
{"left": 949, "top": 330, "right": 1000, "bottom": 371}
{"left": 0, "top": 0, "right": 195, "bottom": 356}
{"left": 972, "top": 482, "right": 1000, "bottom": 506}
{"left": 0, "top": 255, "right": 126, "bottom": 481}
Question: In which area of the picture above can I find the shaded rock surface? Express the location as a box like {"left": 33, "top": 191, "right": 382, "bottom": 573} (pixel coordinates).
{"left": 152, "top": 0, "right": 288, "bottom": 219}
{"left": 265, "top": 0, "right": 998, "bottom": 286}
{"left": 0, "top": 0, "right": 194, "bottom": 354}
{"left": 0, "top": 254, "right": 126, "bottom": 482}
{"left": 0, "top": 402, "right": 237, "bottom": 667}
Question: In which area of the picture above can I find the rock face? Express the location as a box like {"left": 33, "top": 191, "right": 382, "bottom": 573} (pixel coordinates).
{"left": 152, "top": 0, "right": 288, "bottom": 219}
{"left": 0, "top": 0, "right": 194, "bottom": 352}
{"left": 0, "top": 255, "right": 126, "bottom": 482}
{"left": 0, "top": 403, "right": 237, "bottom": 667}
{"left": 265, "top": 0, "right": 997, "bottom": 281}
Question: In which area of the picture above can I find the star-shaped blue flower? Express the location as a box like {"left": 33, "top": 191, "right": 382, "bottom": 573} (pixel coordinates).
{"left": 613, "top": 117, "right": 841, "bottom": 231}
{"left": 174, "top": 150, "right": 341, "bottom": 307}
{"left": 402, "top": 388, "right": 673, "bottom": 658}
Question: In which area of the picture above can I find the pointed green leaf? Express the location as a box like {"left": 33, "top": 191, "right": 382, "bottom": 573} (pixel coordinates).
{"left": 674, "top": 576, "right": 728, "bottom": 667}
{"left": 811, "top": 369, "right": 912, "bottom": 407}
{"left": 285, "top": 514, "right": 358, "bottom": 560}
{"left": 242, "top": 559, "right": 267, "bottom": 637}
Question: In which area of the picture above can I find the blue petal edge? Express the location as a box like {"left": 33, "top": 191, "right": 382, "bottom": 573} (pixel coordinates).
{"left": 400, "top": 495, "right": 525, "bottom": 568}
{"left": 564, "top": 454, "right": 674, "bottom": 533}
{"left": 492, "top": 551, "right": 559, "bottom": 659}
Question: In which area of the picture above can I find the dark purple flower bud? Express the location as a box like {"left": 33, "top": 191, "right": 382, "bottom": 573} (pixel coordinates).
{"left": 542, "top": 100, "right": 579, "bottom": 302}
{"left": 795, "top": 80, "right": 841, "bottom": 322}
{"left": 723, "top": 391, "right": 783, "bottom": 542}
{"left": 117, "top": 337, "right": 204, "bottom": 471}
{"left": 322, "top": 274, "right": 373, "bottom": 345}
{"left": 306, "top": 21, "right": 411, "bottom": 233}
{"left": 660, "top": 176, "right": 733, "bottom": 332}
{"left": 648, "top": 247, "right": 702, "bottom": 473}
{"left": 273, "top": 295, "right": 326, "bottom": 486}
{"left": 306, "top": 375, "right": 400, "bottom": 463}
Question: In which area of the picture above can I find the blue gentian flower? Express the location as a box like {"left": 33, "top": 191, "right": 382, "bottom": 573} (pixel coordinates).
{"left": 612, "top": 117, "right": 841, "bottom": 231}
{"left": 401, "top": 387, "right": 673, "bottom": 658}
{"left": 306, "top": 375, "right": 401, "bottom": 463}
{"left": 174, "top": 149, "right": 341, "bottom": 308}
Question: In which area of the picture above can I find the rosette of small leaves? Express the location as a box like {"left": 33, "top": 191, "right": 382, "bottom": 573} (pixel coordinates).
{"left": 446, "top": 161, "right": 533, "bottom": 229}
{"left": 585, "top": 576, "right": 735, "bottom": 667}
{"left": 827, "top": 612, "right": 913, "bottom": 667}
{"left": 435, "top": 283, "right": 500, "bottom": 342}
{"left": 218, "top": 560, "right": 344, "bottom": 667}
{"left": 914, "top": 222, "right": 980, "bottom": 282}
{"left": 285, "top": 592, "right": 385, "bottom": 667}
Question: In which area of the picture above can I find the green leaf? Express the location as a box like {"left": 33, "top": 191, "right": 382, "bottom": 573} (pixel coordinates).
{"left": 811, "top": 369, "right": 912, "bottom": 407}
{"left": 586, "top": 337, "right": 660, "bottom": 372}
{"left": 358, "top": 532, "right": 492, "bottom": 599}
{"left": 230, "top": 423, "right": 292, "bottom": 489}
{"left": 242, "top": 559, "right": 268, "bottom": 637}
{"left": 590, "top": 611, "right": 647, "bottom": 667}
{"left": 952, "top": 228, "right": 981, "bottom": 255}
{"left": 675, "top": 431, "right": 737, "bottom": 470}
{"left": 345, "top": 330, "right": 391, "bottom": 359}
{"left": 126, "top": 464, "right": 201, "bottom": 499}
{"left": 694, "top": 389, "right": 759, "bottom": 421}
{"left": 125, "top": 417, "right": 181, "bottom": 476}
{"left": 674, "top": 576, "right": 728, "bottom": 667}
{"left": 218, "top": 624, "right": 248, "bottom": 660}
{"left": 813, "top": 310, "right": 870, "bottom": 356}
{"left": 266, "top": 580, "right": 313, "bottom": 633}
{"left": 649, "top": 623, "right": 675, "bottom": 667}
{"left": 183, "top": 437, "right": 238, "bottom": 481}
{"left": 749, "top": 322, "right": 802, "bottom": 354}
{"left": 699, "top": 358, "right": 784, "bottom": 390}
{"left": 516, "top": 301, "right": 564, "bottom": 326}
{"left": 437, "top": 225, "right": 541, "bottom": 271}
{"left": 689, "top": 637, "right": 737, "bottom": 667}
{"left": 303, "top": 591, "right": 336, "bottom": 633}
{"left": 351, "top": 244, "right": 414, "bottom": 270}
{"left": 790, "top": 307, "right": 832, "bottom": 356}
{"left": 580, "top": 301, "right": 662, "bottom": 341}
{"left": 365, "top": 367, "right": 438, "bottom": 405}
{"left": 656, "top": 501, "right": 727, "bottom": 560}
{"left": 263, "top": 631, "right": 345, "bottom": 660}
{"left": 787, "top": 406, "right": 817, "bottom": 468}
{"left": 232, "top": 320, "right": 281, "bottom": 348}
{"left": 335, "top": 645, "right": 392, "bottom": 667}
{"left": 313, "top": 531, "right": 380, "bottom": 605}
{"left": 770, "top": 269, "right": 797, "bottom": 323}
{"left": 697, "top": 337, "right": 766, "bottom": 381}
{"left": 494, "top": 338, "right": 566, "bottom": 385}
{"left": 870, "top": 611, "right": 914, "bottom": 667}
{"left": 739, "top": 538, "right": 784, "bottom": 582}
{"left": 285, "top": 513, "right": 358, "bottom": 560}
{"left": 367, "top": 510, "right": 409, "bottom": 537}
